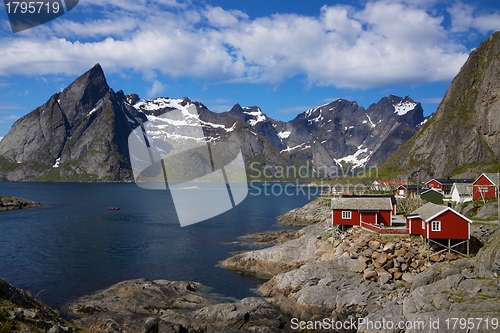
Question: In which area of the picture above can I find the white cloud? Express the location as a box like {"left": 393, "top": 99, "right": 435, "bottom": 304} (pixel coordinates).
{"left": 148, "top": 80, "right": 166, "bottom": 97}
{"left": 448, "top": 2, "right": 500, "bottom": 33}
{"left": 203, "top": 6, "right": 248, "bottom": 28}
{"left": 50, "top": 18, "right": 138, "bottom": 38}
{"left": 0, "top": 1, "right": 494, "bottom": 90}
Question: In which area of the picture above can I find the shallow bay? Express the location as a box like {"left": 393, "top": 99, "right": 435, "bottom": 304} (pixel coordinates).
{"left": 0, "top": 182, "right": 315, "bottom": 311}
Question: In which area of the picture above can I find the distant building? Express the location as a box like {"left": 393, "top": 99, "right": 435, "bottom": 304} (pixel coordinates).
{"left": 450, "top": 183, "right": 472, "bottom": 204}
{"left": 371, "top": 179, "right": 406, "bottom": 192}
{"left": 420, "top": 188, "right": 444, "bottom": 205}
{"left": 472, "top": 173, "right": 499, "bottom": 201}
{"left": 425, "top": 178, "right": 474, "bottom": 195}
{"left": 395, "top": 184, "right": 419, "bottom": 196}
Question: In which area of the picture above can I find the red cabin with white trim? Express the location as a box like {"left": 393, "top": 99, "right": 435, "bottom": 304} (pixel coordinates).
{"left": 472, "top": 173, "right": 498, "bottom": 201}
{"left": 331, "top": 197, "right": 393, "bottom": 227}
{"left": 406, "top": 202, "right": 471, "bottom": 240}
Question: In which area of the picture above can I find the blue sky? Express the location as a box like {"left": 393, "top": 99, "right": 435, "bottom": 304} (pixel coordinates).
{"left": 1, "top": 0, "right": 500, "bottom": 137}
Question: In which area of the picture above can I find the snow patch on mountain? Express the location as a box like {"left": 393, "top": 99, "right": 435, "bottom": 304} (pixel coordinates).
{"left": 393, "top": 100, "right": 417, "bottom": 116}
{"left": 134, "top": 97, "right": 190, "bottom": 112}
{"left": 366, "top": 114, "right": 376, "bottom": 128}
{"left": 280, "top": 143, "right": 311, "bottom": 153}
{"left": 52, "top": 157, "right": 61, "bottom": 168}
{"left": 132, "top": 97, "right": 234, "bottom": 144}
{"left": 243, "top": 107, "right": 267, "bottom": 126}
{"left": 337, "top": 144, "right": 373, "bottom": 168}
{"left": 278, "top": 131, "right": 291, "bottom": 139}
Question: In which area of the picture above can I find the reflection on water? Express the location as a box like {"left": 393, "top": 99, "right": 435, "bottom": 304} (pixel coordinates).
{"left": 0, "top": 182, "right": 316, "bottom": 310}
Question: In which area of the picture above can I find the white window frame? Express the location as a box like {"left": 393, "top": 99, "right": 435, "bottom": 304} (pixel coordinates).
{"left": 422, "top": 220, "right": 425, "bottom": 229}
{"left": 342, "top": 211, "right": 352, "bottom": 219}
{"left": 431, "top": 221, "right": 441, "bottom": 232}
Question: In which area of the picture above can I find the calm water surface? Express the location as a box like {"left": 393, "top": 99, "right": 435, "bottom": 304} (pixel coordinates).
{"left": 0, "top": 182, "right": 316, "bottom": 311}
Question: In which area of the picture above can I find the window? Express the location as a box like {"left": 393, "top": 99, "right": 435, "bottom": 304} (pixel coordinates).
{"left": 342, "top": 211, "right": 352, "bottom": 219}
{"left": 422, "top": 220, "right": 425, "bottom": 229}
{"left": 431, "top": 221, "right": 441, "bottom": 232}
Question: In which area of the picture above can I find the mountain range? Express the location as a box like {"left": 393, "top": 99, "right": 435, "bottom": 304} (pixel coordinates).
{"left": 0, "top": 64, "right": 425, "bottom": 182}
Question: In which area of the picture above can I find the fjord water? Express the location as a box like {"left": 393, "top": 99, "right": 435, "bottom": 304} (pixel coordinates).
{"left": 0, "top": 182, "right": 316, "bottom": 310}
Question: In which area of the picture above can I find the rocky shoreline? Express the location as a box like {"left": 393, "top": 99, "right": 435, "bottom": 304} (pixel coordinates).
{"left": 277, "top": 197, "right": 331, "bottom": 227}
{"left": 221, "top": 200, "right": 500, "bottom": 332}
{"left": 2, "top": 199, "right": 499, "bottom": 332}
{"left": 0, "top": 195, "right": 43, "bottom": 211}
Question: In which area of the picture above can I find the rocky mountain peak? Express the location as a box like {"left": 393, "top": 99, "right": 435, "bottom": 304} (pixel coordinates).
{"left": 226, "top": 104, "right": 267, "bottom": 125}
{"left": 380, "top": 31, "right": 500, "bottom": 179}
{"left": 58, "top": 63, "right": 110, "bottom": 122}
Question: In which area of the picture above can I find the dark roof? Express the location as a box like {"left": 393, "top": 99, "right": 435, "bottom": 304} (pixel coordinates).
{"left": 419, "top": 188, "right": 444, "bottom": 196}
{"left": 427, "top": 178, "right": 474, "bottom": 185}
{"left": 399, "top": 184, "right": 419, "bottom": 190}
{"left": 331, "top": 197, "right": 393, "bottom": 211}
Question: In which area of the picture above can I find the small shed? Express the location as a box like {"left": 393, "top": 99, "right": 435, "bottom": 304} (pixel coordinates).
{"left": 420, "top": 188, "right": 444, "bottom": 204}
{"left": 331, "top": 197, "right": 393, "bottom": 227}
{"left": 472, "top": 173, "right": 498, "bottom": 201}
{"left": 396, "top": 184, "right": 419, "bottom": 196}
{"left": 450, "top": 183, "right": 472, "bottom": 204}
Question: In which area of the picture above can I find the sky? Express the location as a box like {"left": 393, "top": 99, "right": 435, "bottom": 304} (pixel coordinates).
{"left": 1, "top": 0, "right": 500, "bottom": 138}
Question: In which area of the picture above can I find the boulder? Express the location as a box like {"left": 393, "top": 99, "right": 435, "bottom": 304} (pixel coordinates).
{"left": 475, "top": 227, "right": 500, "bottom": 278}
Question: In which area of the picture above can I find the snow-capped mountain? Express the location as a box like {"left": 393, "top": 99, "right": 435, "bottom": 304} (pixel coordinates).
{"left": 0, "top": 64, "right": 425, "bottom": 181}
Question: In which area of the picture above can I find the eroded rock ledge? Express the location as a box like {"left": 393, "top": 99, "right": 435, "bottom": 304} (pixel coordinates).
{"left": 0, "top": 195, "right": 43, "bottom": 211}
{"left": 68, "top": 278, "right": 286, "bottom": 333}
{"left": 277, "top": 197, "right": 331, "bottom": 227}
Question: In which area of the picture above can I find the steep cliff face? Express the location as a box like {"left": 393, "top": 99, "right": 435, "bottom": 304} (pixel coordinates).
{"left": 0, "top": 64, "right": 135, "bottom": 181}
{"left": 381, "top": 31, "right": 500, "bottom": 179}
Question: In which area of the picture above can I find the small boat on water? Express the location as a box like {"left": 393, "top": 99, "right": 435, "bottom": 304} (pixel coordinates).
{"left": 109, "top": 207, "right": 120, "bottom": 211}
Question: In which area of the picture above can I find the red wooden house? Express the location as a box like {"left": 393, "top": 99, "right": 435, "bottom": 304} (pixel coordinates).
{"left": 331, "top": 197, "right": 393, "bottom": 227}
{"left": 472, "top": 173, "right": 498, "bottom": 201}
{"left": 406, "top": 202, "right": 472, "bottom": 240}
{"left": 425, "top": 178, "right": 473, "bottom": 195}
{"left": 396, "top": 184, "right": 419, "bottom": 196}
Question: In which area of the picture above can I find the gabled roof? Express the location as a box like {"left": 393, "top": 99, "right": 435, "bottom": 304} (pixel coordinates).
{"left": 451, "top": 183, "right": 472, "bottom": 196}
{"left": 419, "top": 188, "right": 444, "bottom": 196}
{"left": 473, "top": 173, "right": 499, "bottom": 186}
{"left": 331, "top": 197, "right": 393, "bottom": 211}
{"left": 426, "top": 178, "right": 474, "bottom": 186}
{"left": 407, "top": 202, "right": 472, "bottom": 224}
{"left": 398, "top": 184, "right": 419, "bottom": 190}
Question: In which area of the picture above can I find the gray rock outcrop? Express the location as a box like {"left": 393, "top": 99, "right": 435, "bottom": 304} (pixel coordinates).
{"left": 277, "top": 197, "right": 332, "bottom": 227}
{"left": 69, "top": 278, "right": 286, "bottom": 333}
{"left": 0, "top": 195, "right": 43, "bottom": 211}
